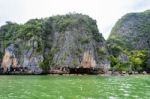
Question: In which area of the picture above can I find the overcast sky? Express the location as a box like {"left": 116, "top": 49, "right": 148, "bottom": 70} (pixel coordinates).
{"left": 0, "top": 0, "right": 150, "bottom": 39}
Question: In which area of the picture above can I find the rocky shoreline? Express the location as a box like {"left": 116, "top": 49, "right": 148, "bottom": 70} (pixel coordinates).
{"left": 0, "top": 67, "right": 101, "bottom": 75}
{"left": 0, "top": 66, "right": 149, "bottom": 76}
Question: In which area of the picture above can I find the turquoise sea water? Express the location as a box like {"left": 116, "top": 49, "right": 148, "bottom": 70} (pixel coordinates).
{"left": 0, "top": 75, "right": 149, "bottom": 99}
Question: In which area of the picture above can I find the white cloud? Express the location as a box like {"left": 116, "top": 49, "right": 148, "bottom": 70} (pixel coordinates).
{"left": 0, "top": 0, "right": 150, "bottom": 39}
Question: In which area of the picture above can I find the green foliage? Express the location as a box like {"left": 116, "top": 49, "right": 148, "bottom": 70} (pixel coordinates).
{"left": 48, "top": 13, "right": 100, "bottom": 43}
{"left": 0, "top": 51, "right": 3, "bottom": 59}
{"left": 0, "top": 21, "right": 20, "bottom": 51}
{"left": 109, "top": 55, "right": 131, "bottom": 72}
{"left": 97, "top": 47, "right": 106, "bottom": 56}
{"left": 108, "top": 11, "right": 150, "bottom": 72}
{"left": 49, "top": 13, "right": 80, "bottom": 32}
{"left": 61, "top": 52, "right": 67, "bottom": 64}
{"left": 109, "top": 49, "right": 148, "bottom": 72}
{"left": 39, "top": 60, "right": 50, "bottom": 71}
{"left": 0, "top": 13, "right": 102, "bottom": 69}
{"left": 72, "top": 59, "right": 78, "bottom": 66}
{"left": 78, "top": 48, "right": 84, "bottom": 53}
{"left": 129, "top": 50, "right": 148, "bottom": 71}
{"left": 75, "top": 48, "right": 84, "bottom": 56}
{"left": 81, "top": 38, "right": 90, "bottom": 44}
{"left": 93, "top": 32, "right": 102, "bottom": 42}
{"left": 108, "top": 45, "right": 123, "bottom": 57}
{"left": 109, "top": 55, "right": 117, "bottom": 67}
{"left": 16, "top": 19, "right": 43, "bottom": 40}
{"left": 47, "top": 47, "right": 58, "bottom": 66}
{"left": 36, "top": 42, "right": 43, "bottom": 53}
{"left": 24, "top": 45, "right": 31, "bottom": 50}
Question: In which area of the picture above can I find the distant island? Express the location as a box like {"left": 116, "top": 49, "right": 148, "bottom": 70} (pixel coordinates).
{"left": 0, "top": 11, "right": 149, "bottom": 75}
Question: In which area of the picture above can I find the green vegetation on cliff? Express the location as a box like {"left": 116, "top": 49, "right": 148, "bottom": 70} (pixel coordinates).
{"left": 109, "top": 10, "right": 150, "bottom": 50}
{"left": 1, "top": 10, "right": 150, "bottom": 73}
{"left": 0, "top": 13, "right": 109, "bottom": 72}
{"left": 108, "top": 10, "right": 150, "bottom": 73}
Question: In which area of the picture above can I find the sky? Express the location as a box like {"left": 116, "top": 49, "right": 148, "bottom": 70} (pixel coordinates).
{"left": 0, "top": 0, "right": 150, "bottom": 39}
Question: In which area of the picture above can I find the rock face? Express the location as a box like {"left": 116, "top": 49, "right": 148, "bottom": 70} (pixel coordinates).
{"left": 80, "top": 51, "right": 96, "bottom": 68}
{"left": 0, "top": 13, "right": 110, "bottom": 73}
{"left": 50, "top": 28, "right": 109, "bottom": 69}
{"left": 108, "top": 10, "right": 150, "bottom": 50}
{"left": 44, "top": 14, "right": 110, "bottom": 70}
{"left": 1, "top": 44, "right": 18, "bottom": 72}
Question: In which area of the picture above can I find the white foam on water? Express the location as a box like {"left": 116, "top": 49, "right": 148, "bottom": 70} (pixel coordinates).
{"left": 8, "top": 93, "right": 14, "bottom": 95}
{"left": 41, "top": 92, "right": 51, "bottom": 97}
{"left": 59, "top": 96, "right": 64, "bottom": 99}
{"left": 24, "top": 90, "right": 31, "bottom": 95}
{"left": 126, "top": 84, "right": 131, "bottom": 86}
{"left": 123, "top": 90, "right": 128, "bottom": 93}
{"left": 119, "top": 88, "right": 125, "bottom": 91}
{"left": 19, "top": 95, "right": 26, "bottom": 98}
{"left": 87, "top": 97, "right": 94, "bottom": 99}
{"left": 82, "top": 97, "right": 94, "bottom": 99}
{"left": 45, "top": 94, "right": 51, "bottom": 97}
{"left": 109, "top": 96, "right": 117, "bottom": 99}
{"left": 124, "top": 93, "right": 129, "bottom": 96}
{"left": 125, "top": 86, "right": 130, "bottom": 89}
{"left": 98, "top": 90, "right": 102, "bottom": 93}
{"left": 132, "top": 95, "right": 139, "bottom": 98}
{"left": 146, "top": 85, "right": 150, "bottom": 88}
{"left": 80, "top": 86, "right": 83, "bottom": 90}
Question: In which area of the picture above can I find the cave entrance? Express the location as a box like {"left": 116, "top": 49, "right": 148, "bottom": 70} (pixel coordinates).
{"left": 69, "top": 67, "right": 99, "bottom": 74}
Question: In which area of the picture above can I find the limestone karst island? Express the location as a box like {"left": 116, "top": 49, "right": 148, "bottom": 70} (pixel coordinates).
{"left": 0, "top": 12, "right": 150, "bottom": 75}
{"left": 0, "top": 13, "right": 110, "bottom": 74}
{"left": 0, "top": 0, "right": 150, "bottom": 98}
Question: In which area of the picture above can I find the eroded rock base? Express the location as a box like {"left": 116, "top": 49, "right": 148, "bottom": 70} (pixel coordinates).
{"left": 0, "top": 67, "right": 102, "bottom": 75}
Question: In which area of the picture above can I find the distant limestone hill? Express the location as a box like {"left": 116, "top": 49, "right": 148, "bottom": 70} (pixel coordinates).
{"left": 108, "top": 10, "right": 150, "bottom": 50}
{"left": 108, "top": 10, "right": 150, "bottom": 73}
{"left": 0, "top": 13, "right": 110, "bottom": 74}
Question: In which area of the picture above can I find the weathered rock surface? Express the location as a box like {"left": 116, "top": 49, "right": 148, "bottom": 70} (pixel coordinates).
{"left": 0, "top": 13, "right": 110, "bottom": 73}
{"left": 1, "top": 44, "right": 18, "bottom": 72}
{"left": 80, "top": 51, "right": 96, "bottom": 68}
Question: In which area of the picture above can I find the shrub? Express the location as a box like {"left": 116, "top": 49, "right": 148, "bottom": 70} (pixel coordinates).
{"left": 39, "top": 60, "right": 50, "bottom": 71}
{"left": 81, "top": 38, "right": 90, "bottom": 44}
{"left": 97, "top": 47, "right": 106, "bottom": 56}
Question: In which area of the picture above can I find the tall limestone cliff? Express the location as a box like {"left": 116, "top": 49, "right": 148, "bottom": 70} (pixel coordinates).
{"left": 0, "top": 13, "right": 110, "bottom": 73}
